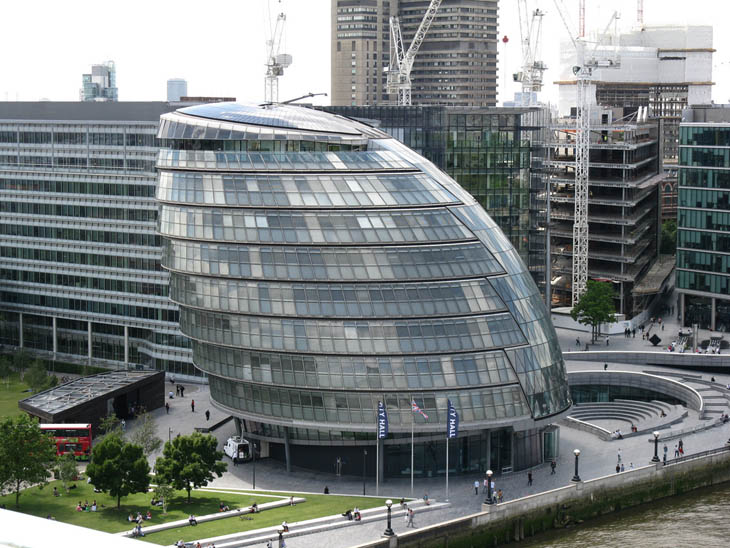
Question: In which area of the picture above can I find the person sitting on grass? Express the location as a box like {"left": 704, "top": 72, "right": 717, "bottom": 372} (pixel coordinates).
{"left": 127, "top": 513, "right": 134, "bottom": 522}
{"left": 91, "top": 501, "right": 97, "bottom": 512}
{"left": 250, "top": 502, "right": 259, "bottom": 513}
{"left": 53, "top": 487, "right": 59, "bottom": 497}
{"left": 219, "top": 503, "right": 230, "bottom": 512}
{"left": 189, "top": 514, "right": 198, "bottom": 526}
{"left": 145, "top": 510, "right": 152, "bottom": 520}
{"left": 76, "top": 502, "right": 83, "bottom": 512}
{"left": 132, "top": 524, "right": 144, "bottom": 538}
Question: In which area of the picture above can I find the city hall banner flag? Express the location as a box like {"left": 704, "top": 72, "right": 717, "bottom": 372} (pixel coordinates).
{"left": 447, "top": 399, "right": 459, "bottom": 439}
{"left": 377, "top": 401, "right": 388, "bottom": 439}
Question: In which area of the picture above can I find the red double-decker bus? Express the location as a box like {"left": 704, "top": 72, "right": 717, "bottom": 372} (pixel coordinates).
{"left": 40, "top": 424, "right": 92, "bottom": 460}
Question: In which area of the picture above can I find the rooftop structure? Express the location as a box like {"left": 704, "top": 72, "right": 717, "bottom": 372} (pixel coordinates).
{"left": 167, "top": 78, "right": 188, "bottom": 102}
{"left": 156, "top": 102, "right": 571, "bottom": 477}
{"left": 80, "top": 61, "right": 118, "bottom": 102}
{"left": 556, "top": 25, "right": 714, "bottom": 162}
{"left": 677, "top": 105, "right": 730, "bottom": 332}
{"left": 546, "top": 106, "right": 662, "bottom": 317}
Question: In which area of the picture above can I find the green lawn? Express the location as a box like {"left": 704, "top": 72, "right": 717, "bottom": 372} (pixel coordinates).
{"left": 140, "top": 491, "right": 389, "bottom": 546}
{"left": 7, "top": 479, "right": 267, "bottom": 534}
{"left": 9, "top": 479, "right": 389, "bottom": 545}
{"left": 0, "top": 377, "right": 30, "bottom": 418}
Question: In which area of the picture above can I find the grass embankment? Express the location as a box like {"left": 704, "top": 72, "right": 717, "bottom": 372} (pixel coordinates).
{"left": 10, "top": 479, "right": 389, "bottom": 546}
{"left": 140, "top": 490, "right": 389, "bottom": 546}
{"left": 0, "top": 376, "right": 30, "bottom": 418}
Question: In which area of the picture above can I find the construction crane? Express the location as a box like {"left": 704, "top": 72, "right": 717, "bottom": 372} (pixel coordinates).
{"left": 514, "top": 1, "right": 547, "bottom": 106}
{"left": 552, "top": 1, "right": 621, "bottom": 305}
{"left": 386, "top": 0, "right": 443, "bottom": 106}
{"left": 264, "top": 0, "right": 292, "bottom": 104}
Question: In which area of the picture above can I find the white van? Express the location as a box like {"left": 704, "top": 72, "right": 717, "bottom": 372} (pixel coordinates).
{"left": 223, "top": 436, "right": 251, "bottom": 463}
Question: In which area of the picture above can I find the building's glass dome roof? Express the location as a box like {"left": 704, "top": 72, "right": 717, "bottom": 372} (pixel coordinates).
{"left": 178, "top": 102, "right": 369, "bottom": 135}
{"left": 157, "top": 103, "right": 571, "bottom": 434}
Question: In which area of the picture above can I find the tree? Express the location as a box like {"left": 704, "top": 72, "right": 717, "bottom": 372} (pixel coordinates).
{"left": 153, "top": 482, "right": 175, "bottom": 515}
{"left": 57, "top": 454, "right": 78, "bottom": 493}
{"left": 0, "top": 414, "right": 57, "bottom": 508}
{"left": 24, "top": 360, "right": 48, "bottom": 392}
{"left": 155, "top": 432, "right": 226, "bottom": 503}
{"left": 660, "top": 219, "right": 677, "bottom": 255}
{"left": 98, "top": 414, "right": 123, "bottom": 438}
{"left": 129, "top": 410, "right": 162, "bottom": 457}
{"left": 570, "top": 280, "right": 617, "bottom": 343}
{"left": 86, "top": 434, "right": 150, "bottom": 509}
{"left": 13, "top": 350, "right": 32, "bottom": 378}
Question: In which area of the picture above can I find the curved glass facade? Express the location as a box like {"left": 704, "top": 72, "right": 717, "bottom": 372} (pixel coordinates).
{"left": 157, "top": 103, "right": 571, "bottom": 476}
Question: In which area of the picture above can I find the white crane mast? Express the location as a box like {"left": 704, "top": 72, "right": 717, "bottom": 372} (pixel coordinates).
{"left": 552, "top": 1, "right": 620, "bottom": 305}
{"left": 264, "top": 1, "right": 292, "bottom": 104}
{"left": 515, "top": 1, "right": 547, "bottom": 106}
{"left": 387, "top": 0, "right": 443, "bottom": 106}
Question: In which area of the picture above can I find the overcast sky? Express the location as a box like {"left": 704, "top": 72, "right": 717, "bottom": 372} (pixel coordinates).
{"left": 0, "top": 0, "right": 727, "bottom": 106}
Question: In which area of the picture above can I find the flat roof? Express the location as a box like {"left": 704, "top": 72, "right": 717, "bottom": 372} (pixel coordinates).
{"left": 19, "top": 370, "right": 161, "bottom": 417}
{"left": 0, "top": 101, "right": 195, "bottom": 122}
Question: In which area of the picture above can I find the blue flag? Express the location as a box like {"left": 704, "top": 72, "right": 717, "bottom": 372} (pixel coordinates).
{"left": 447, "top": 399, "right": 459, "bottom": 439}
{"left": 377, "top": 401, "right": 388, "bottom": 439}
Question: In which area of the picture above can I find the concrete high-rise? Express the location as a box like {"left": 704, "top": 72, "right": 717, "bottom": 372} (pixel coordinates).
{"left": 331, "top": 0, "right": 498, "bottom": 107}
{"left": 167, "top": 79, "right": 188, "bottom": 102}
{"left": 80, "top": 61, "right": 118, "bottom": 102}
{"left": 0, "top": 102, "right": 195, "bottom": 378}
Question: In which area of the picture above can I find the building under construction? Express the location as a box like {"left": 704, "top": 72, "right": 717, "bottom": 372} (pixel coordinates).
{"left": 556, "top": 25, "right": 713, "bottom": 222}
{"left": 546, "top": 106, "right": 662, "bottom": 317}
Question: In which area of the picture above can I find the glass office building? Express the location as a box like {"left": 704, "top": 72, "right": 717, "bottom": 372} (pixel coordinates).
{"left": 677, "top": 106, "right": 730, "bottom": 331}
{"left": 157, "top": 103, "right": 570, "bottom": 477}
{"left": 0, "top": 102, "right": 194, "bottom": 377}
{"left": 322, "top": 105, "right": 550, "bottom": 297}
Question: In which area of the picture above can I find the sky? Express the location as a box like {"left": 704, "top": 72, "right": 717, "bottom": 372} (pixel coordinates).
{"left": 0, "top": 0, "right": 728, "bottom": 106}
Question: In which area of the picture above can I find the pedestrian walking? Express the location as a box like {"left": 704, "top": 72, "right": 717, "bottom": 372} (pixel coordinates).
{"left": 550, "top": 460, "right": 556, "bottom": 474}
{"left": 165, "top": 402, "right": 170, "bottom": 414}
{"left": 121, "top": 418, "right": 126, "bottom": 432}
{"left": 632, "top": 328, "right": 636, "bottom": 338}
{"left": 473, "top": 480, "right": 479, "bottom": 495}
{"left": 497, "top": 489, "right": 503, "bottom": 503}
{"left": 576, "top": 338, "right": 580, "bottom": 347}
{"left": 527, "top": 472, "right": 533, "bottom": 486}
{"left": 483, "top": 478, "right": 488, "bottom": 494}
{"left": 180, "top": 385, "right": 185, "bottom": 397}
{"left": 674, "top": 444, "right": 679, "bottom": 457}
{"left": 176, "top": 384, "right": 180, "bottom": 396}
{"left": 616, "top": 463, "right": 620, "bottom": 474}
{"left": 191, "top": 399, "right": 195, "bottom": 413}
{"left": 620, "top": 463, "right": 625, "bottom": 472}
{"left": 606, "top": 336, "right": 610, "bottom": 346}
{"left": 406, "top": 508, "right": 415, "bottom": 528}
{"left": 678, "top": 439, "right": 684, "bottom": 452}
{"left": 604, "top": 363, "right": 608, "bottom": 371}
{"left": 205, "top": 409, "right": 210, "bottom": 421}
{"left": 617, "top": 448, "right": 622, "bottom": 463}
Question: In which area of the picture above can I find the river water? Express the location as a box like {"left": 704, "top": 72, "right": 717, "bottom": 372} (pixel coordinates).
{"left": 519, "top": 483, "right": 730, "bottom": 548}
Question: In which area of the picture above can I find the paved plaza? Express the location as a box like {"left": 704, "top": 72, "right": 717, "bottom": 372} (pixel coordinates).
{"left": 121, "top": 289, "right": 730, "bottom": 547}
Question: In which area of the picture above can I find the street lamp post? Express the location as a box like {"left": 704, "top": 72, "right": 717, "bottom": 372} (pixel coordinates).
{"left": 383, "top": 499, "right": 394, "bottom": 537}
{"left": 572, "top": 449, "right": 581, "bottom": 482}
{"left": 485, "top": 469, "right": 493, "bottom": 504}
{"left": 362, "top": 449, "right": 368, "bottom": 495}
{"left": 651, "top": 431, "right": 660, "bottom": 462}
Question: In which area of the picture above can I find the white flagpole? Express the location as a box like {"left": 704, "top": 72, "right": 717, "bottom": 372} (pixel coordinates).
{"left": 446, "top": 434, "right": 449, "bottom": 502}
{"left": 410, "top": 407, "right": 414, "bottom": 496}
{"left": 376, "top": 436, "right": 380, "bottom": 496}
